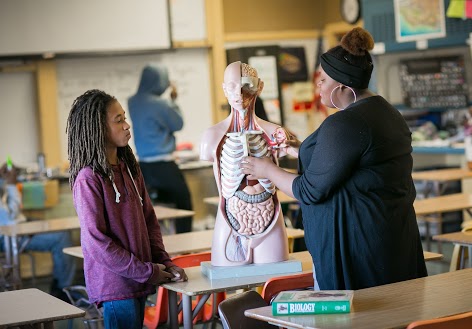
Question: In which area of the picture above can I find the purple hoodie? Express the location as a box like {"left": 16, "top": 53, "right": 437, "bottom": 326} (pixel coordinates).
{"left": 73, "top": 162, "right": 174, "bottom": 305}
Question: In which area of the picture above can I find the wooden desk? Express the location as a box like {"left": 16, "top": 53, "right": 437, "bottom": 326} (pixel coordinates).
{"left": 423, "top": 251, "right": 443, "bottom": 261}
{"left": 414, "top": 193, "right": 472, "bottom": 250}
{"left": 153, "top": 205, "right": 195, "bottom": 234}
{"left": 412, "top": 168, "right": 472, "bottom": 183}
{"left": 414, "top": 193, "right": 472, "bottom": 216}
{"left": 203, "top": 191, "right": 297, "bottom": 206}
{"left": 412, "top": 168, "right": 472, "bottom": 196}
{"left": 245, "top": 268, "right": 472, "bottom": 329}
{"left": 63, "top": 227, "right": 306, "bottom": 258}
{"left": 162, "top": 251, "right": 313, "bottom": 329}
{"left": 433, "top": 231, "right": 472, "bottom": 269}
{"left": 0, "top": 216, "right": 81, "bottom": 288}
{"left": 159, "top": 250, "right": 442, "bottom": 329}
{"left": 0, "top": 288, "right": 84, "bottom": 328}
{"left": 1, "top": 206, "right": 194, "bottom": 288}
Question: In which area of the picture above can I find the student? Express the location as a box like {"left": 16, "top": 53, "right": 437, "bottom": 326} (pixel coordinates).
{"left": 0, "top": 163, "right": 76, "bottom": 300}
{"left": 67, "top": 89, "right": 187, "bottom": 329}
{"left": 240, "top": 27, "right": 427, "bottom": 290}
{"left": 128, "top": 64, "right": 193, "bottom": 233}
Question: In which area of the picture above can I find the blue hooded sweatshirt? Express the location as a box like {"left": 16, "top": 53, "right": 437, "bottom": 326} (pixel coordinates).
{"left": 128, "top": 64, "right": 183, "bottom": 161}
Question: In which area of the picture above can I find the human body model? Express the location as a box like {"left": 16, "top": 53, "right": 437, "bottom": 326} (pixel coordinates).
{"left": 201, "top": 62, "right": 296, "bottom": 266}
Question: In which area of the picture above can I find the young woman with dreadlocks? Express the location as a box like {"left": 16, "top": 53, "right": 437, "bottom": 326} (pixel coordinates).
{"left": 67, "top": 89, "right": 187, "bottom": 329}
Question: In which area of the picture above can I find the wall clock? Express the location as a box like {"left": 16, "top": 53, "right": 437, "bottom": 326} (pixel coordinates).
{"left": 341, "top": 0, "right": 361, "bottom": 24}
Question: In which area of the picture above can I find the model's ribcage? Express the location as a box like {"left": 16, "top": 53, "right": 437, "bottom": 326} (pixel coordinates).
{"left": 220, "top": 131, "right": 276, "bottom": 236}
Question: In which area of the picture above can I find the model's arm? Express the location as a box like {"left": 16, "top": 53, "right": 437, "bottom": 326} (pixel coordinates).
{"left": 73, "top": 177, "right": 171, "bottom": 284}
{"left": 257, "top": 121, "right": 299, "bottom": 158}
{"left": 199, "top": 128, "right": 217, "bottom": 162}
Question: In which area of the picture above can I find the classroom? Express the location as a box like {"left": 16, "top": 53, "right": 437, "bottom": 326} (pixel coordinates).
{"left": 1, "top": 0, "right": 472, "bottom": 328}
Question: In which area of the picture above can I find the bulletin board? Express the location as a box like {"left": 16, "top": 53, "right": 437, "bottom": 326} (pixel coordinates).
{"left": 55, "top": 49, "right": 212, "bottom": 163}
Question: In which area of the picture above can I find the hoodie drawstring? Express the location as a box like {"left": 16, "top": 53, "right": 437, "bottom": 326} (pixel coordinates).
{"left": 111, "top": 164, "right": 143, "bottom": 206}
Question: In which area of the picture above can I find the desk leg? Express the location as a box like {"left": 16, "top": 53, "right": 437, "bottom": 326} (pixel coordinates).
{"left": 182, "top": 294, "right": 193, "bottom": 329}
{"left": 469, "top": 246, "right": 472, "bottom": 269}
{"left": 168, "top": 290, "right": 179, "bottom": 329}
{"left": 11, "top": 237, "right": 22, "bottom": 289}
{"left": 460, "top": 246, "right": 466, "bottom": 270}
{"left": 3, "top": 236, "right": 12, "bottom": 266}
{"left": 425, "top": 222, "right": 431, "bottom": 251}
{"left": 43, "top": 321, "right": 54, "bottom": 329}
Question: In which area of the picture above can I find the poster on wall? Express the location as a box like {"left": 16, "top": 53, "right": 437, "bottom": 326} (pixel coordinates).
{"left": 394, "top": 0, "right": 446, "bottom": 43}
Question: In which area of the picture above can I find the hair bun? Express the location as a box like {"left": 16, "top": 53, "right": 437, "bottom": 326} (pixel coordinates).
{"left": 340, "top": 27, "right": 374, "bottom": 56}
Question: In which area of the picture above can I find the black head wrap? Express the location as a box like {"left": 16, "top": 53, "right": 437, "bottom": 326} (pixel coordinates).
{"left": 320, "top": 45, "right": 373, "bottom": 89}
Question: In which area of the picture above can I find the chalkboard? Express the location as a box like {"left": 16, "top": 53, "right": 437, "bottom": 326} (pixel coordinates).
{"left": 399, "top": 56, "right": 469, "bottom": 109}
{"left": 0, "top": 0, "right": 171, "bottom": 56}
{"left": 56, "top": 49, "right": 212, "bottom": 162}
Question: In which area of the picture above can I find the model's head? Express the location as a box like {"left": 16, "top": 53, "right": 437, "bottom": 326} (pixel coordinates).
{"left": 222, "top": 61, "right": 264, "bottom": 114}
{"left": 320, "top": 27, "right": 374, "bottom": 89}
{"left": 66, "top": 89, "right": 138, "bottom": 188}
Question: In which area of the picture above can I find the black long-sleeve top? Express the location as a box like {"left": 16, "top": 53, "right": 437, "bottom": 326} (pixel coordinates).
{"left": 293, "top": 95, "right": 427, "bottom": 290}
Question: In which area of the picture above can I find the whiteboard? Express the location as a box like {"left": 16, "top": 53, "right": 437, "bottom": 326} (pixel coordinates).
{"left": 170, "top": 0, "right": 207, "bottom": 41}
{"left": 0, "top": 0, "right": 171, "bottom": 56}
{"left": 56, "top": 49, "right": 212, "bottom": 163}
{"left": 0, "top": 72, "right": 39, "bottom": 167}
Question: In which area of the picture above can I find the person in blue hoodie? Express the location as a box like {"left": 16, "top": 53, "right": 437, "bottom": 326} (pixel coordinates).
{"left": 128, "top": 64, "right": 193, "bottom": 233}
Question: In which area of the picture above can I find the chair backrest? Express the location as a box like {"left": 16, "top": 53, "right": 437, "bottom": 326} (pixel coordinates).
{"left": 261, "top": 271, "right": 314, "bottom": 304}
{"left": 171, "top": 251, "right": 211, "bottom": 267}
{"left": 406, "top": 311, "right": 472, "bottom": 329}
{"left": 143, "top": 251, "right": 219, "bottom": 328}
{"left": 449, "top": 226, "right": 472, "bottom": 271}
{"left": 218, "top": 290, "right": 273, "bottom": 329}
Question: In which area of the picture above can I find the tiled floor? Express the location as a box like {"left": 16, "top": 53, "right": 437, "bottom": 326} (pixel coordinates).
{"left": 18, "top": 239, "right": 455, "bottom": 329}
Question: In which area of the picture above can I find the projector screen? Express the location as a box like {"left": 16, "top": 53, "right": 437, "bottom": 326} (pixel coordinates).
{"left": 0, "top": 0, "right": 171, "bottom": 56}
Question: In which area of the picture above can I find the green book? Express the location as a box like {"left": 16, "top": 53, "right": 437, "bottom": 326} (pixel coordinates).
{"left": 271, "top": 290, "right": 354, "bottom": 316}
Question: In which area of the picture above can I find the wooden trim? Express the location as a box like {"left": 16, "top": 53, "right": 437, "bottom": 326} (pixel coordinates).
{"left": 172, "top": 40, "right": 211, "bottom": 48}
{"left": 0, "top": 64, "right": 36, "bottom": 73}
{"left": 205, "top": 0, "right": 227, "bottom": 124}
{"left": 225, "top": 30, "right": 320, "bottom": 42}
{"left": 35, "top": 60, "right": 61, "bottom": 168}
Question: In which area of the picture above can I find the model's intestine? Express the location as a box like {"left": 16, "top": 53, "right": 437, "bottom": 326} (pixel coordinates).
{"left": 219, "top": 129, "right": 278, "bottom": 237}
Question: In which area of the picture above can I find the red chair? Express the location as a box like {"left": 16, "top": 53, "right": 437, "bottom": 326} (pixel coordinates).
{"left": 143, "top": 251, "right": 226, "bottom": 328}
{"left": 261, "top": 271, "right": 314, "bottom": 304}
{"left": 406, "top": 311, "right": 472, "bottom": 329}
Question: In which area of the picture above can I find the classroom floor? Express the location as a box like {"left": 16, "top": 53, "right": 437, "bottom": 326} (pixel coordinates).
{"left": 20, "top": 239, "right": 453, "bottom": 329}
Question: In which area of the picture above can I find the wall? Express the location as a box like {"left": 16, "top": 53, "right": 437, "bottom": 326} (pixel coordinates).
{"left": 55, "top": 50, "right": 212, "bottom": 164}
{"left": 0, "top": 71, "right": 39, "bottom": 166}
{"left": 223, "top": 0, "right": 341, "bottom": 33}
{"left": 0, "top": 0, "right": 345, "bottom": 167}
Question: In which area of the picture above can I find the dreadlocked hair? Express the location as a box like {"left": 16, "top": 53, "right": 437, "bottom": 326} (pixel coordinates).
{"left": 66, "top": 89, "right": 139, "bottom": 189}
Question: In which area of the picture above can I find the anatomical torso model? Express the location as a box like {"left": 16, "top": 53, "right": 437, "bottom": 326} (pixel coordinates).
{"left": 200, "top": 61, "right": 293, "bottom": 266}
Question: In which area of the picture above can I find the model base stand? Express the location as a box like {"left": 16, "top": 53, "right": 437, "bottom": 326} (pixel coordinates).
{"left": 201, "top": 258, "right": 302, "bottom": 280}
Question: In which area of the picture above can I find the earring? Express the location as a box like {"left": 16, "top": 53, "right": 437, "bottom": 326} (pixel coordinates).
{"left": 330, "top": 85, "right": 357, "bottom": 110}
